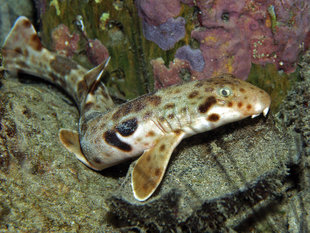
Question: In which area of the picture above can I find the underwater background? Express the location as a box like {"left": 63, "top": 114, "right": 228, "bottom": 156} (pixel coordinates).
{"left": 0, "top": 0, "right": 309, "bottom": 232}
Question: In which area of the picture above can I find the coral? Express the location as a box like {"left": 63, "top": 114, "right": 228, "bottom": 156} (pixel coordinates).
{"left": 136, "top": 0, "right": 310, "bottom": 87}
{"left": 136, "top": 0, "right": 181, "bottom": 26}
{"left": 51, "top": 24, "right": 80, "bottom": 58}
{"left": 151, "top": 58, "right": 191, "bottom": 89}
{"left": 86, "top": 39, "right": 109, "bottom": 66}
{"left": 142, "top": 17, "right": 186, "bottom": 51}
{"left": 175, "top": 45, "right": 205, "bottom": 72}
{"left": 191, "top": 27, "right": 252, "bottom": 80}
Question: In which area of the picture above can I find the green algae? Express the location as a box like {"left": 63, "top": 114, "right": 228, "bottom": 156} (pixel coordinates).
{"left": 247, "top": 63, "right": 299, "bottom": 112}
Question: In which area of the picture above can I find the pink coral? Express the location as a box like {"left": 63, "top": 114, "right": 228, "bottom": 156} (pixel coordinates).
{"left": 151, "top": 58, "right": 191, "bottom": 89}
{"left": 86, "top": 39, "right": 109, "bottom": 66}
{"left": 51, "top": 24, "right": 80, "bottom": 57}
{"left": 136, "top": 0, "right": 181, "bottom": 26}
{"left": 137, "top": 0, "right": 310, "bottom": 87}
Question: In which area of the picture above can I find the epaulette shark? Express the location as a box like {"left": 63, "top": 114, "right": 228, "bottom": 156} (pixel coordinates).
{"left": 1, "top": 17, "right": 271, "bottom": 201}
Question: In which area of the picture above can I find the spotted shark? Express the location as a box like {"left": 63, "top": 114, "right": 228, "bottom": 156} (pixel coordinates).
{"left": 1, "top": 16, "right": 271, "bottom": 201}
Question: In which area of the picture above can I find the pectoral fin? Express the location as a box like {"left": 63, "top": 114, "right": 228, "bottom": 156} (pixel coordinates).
{"left": 132, "top": 130, "right": 185, "bottom": 201}
{"left": 59, "top": 129, "right": 100, "bottom": 171}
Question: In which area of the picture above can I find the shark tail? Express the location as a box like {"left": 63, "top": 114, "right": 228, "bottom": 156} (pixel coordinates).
{"left": 2, "top": 16, "right": 114, "bottom": 113}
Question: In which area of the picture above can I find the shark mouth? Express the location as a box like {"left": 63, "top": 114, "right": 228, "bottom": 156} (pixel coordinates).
{"left": 251, "top": 107, "right": 270, "bottom": 118}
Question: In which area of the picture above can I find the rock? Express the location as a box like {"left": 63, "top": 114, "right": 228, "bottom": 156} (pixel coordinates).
{"left": 0, "top": 75, "right": 118, "bottom": 232}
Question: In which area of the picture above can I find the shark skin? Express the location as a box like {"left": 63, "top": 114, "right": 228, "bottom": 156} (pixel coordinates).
{"left": 1, "top": 16, "right": 271, "bottom": 201}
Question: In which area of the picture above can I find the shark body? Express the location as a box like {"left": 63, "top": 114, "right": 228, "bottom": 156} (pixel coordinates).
{"left": 1, "top": 17, "right": 271, "bottom": 201}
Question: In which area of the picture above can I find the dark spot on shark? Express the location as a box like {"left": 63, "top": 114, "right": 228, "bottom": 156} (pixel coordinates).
{"left": 50, "top": 55, "right": 78, "bottom": 76}
{"left": 155, "top": 168, "right": 162, "bottom": 177}
{"left": 205, "top": 87, "right": 214, "bottom": 92}
{"left": 146, "top": 95, "right": 161, "bottom": 106}
{"left": 198, "top": 96, "right": 217, "bottom": 113}
{"left": 188, "top": 91, "right": 199, "bottom": 99}
{"left": 30, "top": 34, "right": 43, "bottom": 51}
{"left": 22, "top": 18, "right": 31, "bottom": 28}
{"left": 143, "top": 111, "right": 153, "bottom": 120}
{"left": 93, "top": 157, "right": 102, "bottom": 163}
{"left": 164, "top": 103, "right": 175, "bottom": 109}
{"left": 207, "top": 113, "right": 220, "bottom": 122}
{"left": 104, "top": 130, "right": 132, "bottom": 152}
{"left": 48, "top": 72, "right": 58, "bottom": 82}
{"left": 16, "top": 61, "right": 30, "bottom": 69}
{"left": 195, "top": 82, "right": 203, "bottom": 88}
{"left": 132, "top": 99, "right": 145, "bottom": 112}
{"left": 112, "top": 96, "right": 146, "bottom": 120}
{"left": 77, "top": 81, "right": 88, "bottom": 99}
{"left": 116, "top": 118, "right": 138, "bottom": 136}
{"left": 14, "top": 47, "right": 22, "bottom": 54}
{"left": 83, "top": 102, "right": 94, "bottom": 112}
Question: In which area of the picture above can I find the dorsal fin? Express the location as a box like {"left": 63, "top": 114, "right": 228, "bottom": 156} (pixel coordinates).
{"left": 84, "top": 57, "right": 110, "bottom": 93}
{"left": 80, "top": 57, "right": 115, "bottom": 115}
{"left": 2, "top": 16, "right": 42, "bottom": 52}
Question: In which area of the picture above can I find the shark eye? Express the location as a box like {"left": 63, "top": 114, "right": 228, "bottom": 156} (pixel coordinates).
{"left": 218, "top": 87, "right": 232, "bottom": 97}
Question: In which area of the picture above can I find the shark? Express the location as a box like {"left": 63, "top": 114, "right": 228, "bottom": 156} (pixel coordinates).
{"left": 1, "top": 16, "right": 271, "bottom": 201}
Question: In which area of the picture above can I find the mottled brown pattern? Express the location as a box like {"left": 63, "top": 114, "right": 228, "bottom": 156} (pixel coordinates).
{"left": 238, "top": 102, "right": 243, "bottom": 108}
{"left": 50, "top": 55, "right": 78, "bottom": 76}
{"left": 146, "top": 95, "right": 162, "bottom": 106}
{"left": 159, "top": 144, "right": 166, "bottom": 152}
{"left": 207, "top": 113, "right": 220, "bottom": 122}
{"left": 198, "top": 96, "right": 217, "bottom": 113}
{"left": 174, "top": 129, "right": 183, "bottom": 135}
{"left": 112, "top": 103, "right": 132, "bottom": 120}
{"left": 195, "top": 82, "right": 203, "bottom": 88}
{"left": 159, "top": 116, "right": 165, "bottom": 122}
{"left": 247, "top": 104, "right": 252, "bottom": 110}
{"left": 188, "top": 91, "right": 199, "bottom": 99}
{"left": 93, "top": 157, "right": 103, "bottom": 164}
{"left": 147, "top": 131, "right": 155, "bottom": 137}
{"left": 48, "top": 72, "right": 58, "bottom": 82}
{"left": 23, "top": 49, "right": 29, "bottom": 57}
{"left": 16, "top": 61, "right": 30, "bottom": 69}
{"left": 112, "top": 97, "right": 146, "bottom": 120}
{"left": 155, "top": 168, "right": 161, "bottom": 176}
{"left": 240, "top": 88, "right": 245, "bottom": 93}
{"left": 22, "top": 19, "right": 31, "bottom": 27}
{"left": 83, "top": 102, "right": 94, "bottom": 112}
{"left": 77, "top": 81, "right": 88, "bottom": 99}
{"left": 228, "top": 101, "right": 233, "bottom": 107}
{"left": 133, "top": 100, "right": 146, "bottom": 112}
{"left": 164, "top": 103, "right": 175, "bottom": 109}
{"left": 143, "top": 111, "right": 153, "bottom": 120}
{"left": 29, "top": 34, "right": 43, "bottom": 51}
{"left": 205, "top": 87, "right": 214, "bottom": 92}
{"left": 168, "top": 114, "right": 175, "bottom": 119}
{"left": 14, "top": 47, "right": 22, "bottom": 54}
